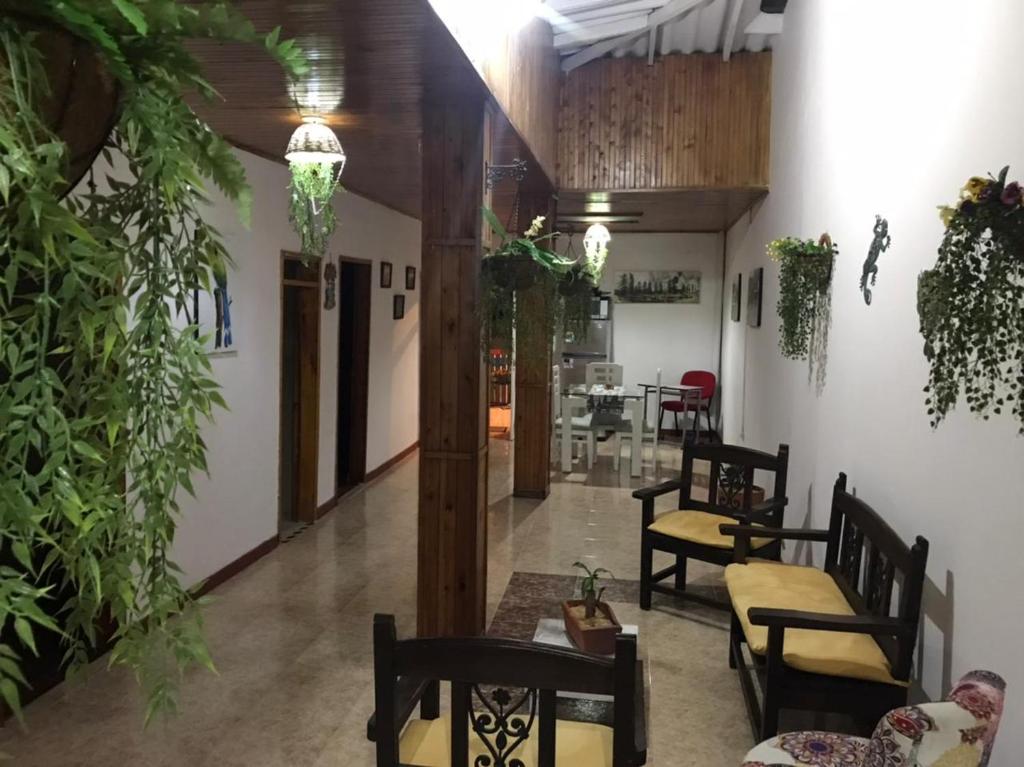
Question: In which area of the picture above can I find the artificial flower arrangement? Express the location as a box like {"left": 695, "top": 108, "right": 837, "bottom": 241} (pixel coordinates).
{"left": 480, "top": 208, "right": 607, "bottom": 358}
{"left": 919, "top": 166, "right": 1024, "bottom": 433}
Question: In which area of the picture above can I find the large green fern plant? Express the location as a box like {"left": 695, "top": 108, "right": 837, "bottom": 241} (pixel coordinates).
{"left": 0, "top": 1, "right": 305, "bottom": 723}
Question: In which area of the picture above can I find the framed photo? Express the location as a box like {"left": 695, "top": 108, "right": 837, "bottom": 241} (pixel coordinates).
{"left": 380, "top": 261, "right": 393, "bottom": 288}
{"left": 393, "top": 293, "right": 405, "bottom": 320}
{"left": 405, "top": 265, "right": 416, "bottom": 290}
{"left": 730, "top": 272, "right": 742, "bottom": 322}
{"left": 613, "top": 270, "right": 701, "bottom": 304}
{"left": 747, "top": 267, "right": 763, "bottom": 328}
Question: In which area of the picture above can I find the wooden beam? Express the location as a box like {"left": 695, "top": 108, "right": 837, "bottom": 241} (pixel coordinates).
{"left": 554, "top": 14, "right": 650, "bottom": 49}
{"left": 417, "top": 87, "right": 490, "bottom": 638}
{"left": 562, "top": 0, "right": 709, "bottom": 72}
{"left": 647, "top": 26, "right": 658, "bottom": 64}
{"left": 513, "top": 192, "right": 556, "bottom": 500}
{"left": 722, "top": 0, "right": 745, "bottom": 61}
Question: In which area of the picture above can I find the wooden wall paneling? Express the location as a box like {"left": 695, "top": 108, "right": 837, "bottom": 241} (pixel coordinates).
{"left": 558, "top": 52, "right": 772, "bottom": 192}
{"left": 513, "top": 191, "right": 555, "bottom": 500}
{"left": 417, "top": 87, "right": 489, "bottom": 638}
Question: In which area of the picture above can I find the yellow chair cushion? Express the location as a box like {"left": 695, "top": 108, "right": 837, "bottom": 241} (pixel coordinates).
{"left": 647, "top": 510, "right": 772, "bottom": 549}
{"left": 725, "top": 560, "right": 905, "bottom": 686}
{"left": 399, "top": 714, "right": 613, "bottom": 767}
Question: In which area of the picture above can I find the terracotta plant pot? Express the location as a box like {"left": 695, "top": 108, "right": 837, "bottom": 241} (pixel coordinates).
{"left": 562, "top": 599, "right": 622, "bottom": 655}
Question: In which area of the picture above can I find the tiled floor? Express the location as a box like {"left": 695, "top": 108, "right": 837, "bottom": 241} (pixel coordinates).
{"left": 0, "top": 439, "right": 753, "bottom": 766}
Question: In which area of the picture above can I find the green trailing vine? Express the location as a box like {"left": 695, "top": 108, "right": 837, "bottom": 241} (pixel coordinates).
{"left": 289, "top": 161, "right": 340, "bottom": 259}
{"left": 0, "top": 1, "right": 305, "bottom": 723}
{"left": 919, "top": 166, "right": 1024, "bottom": 433}
{"left": 768, "top": 235, "right": 837, "bottom": 361}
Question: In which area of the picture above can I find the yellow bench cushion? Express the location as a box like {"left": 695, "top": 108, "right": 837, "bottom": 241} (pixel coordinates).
{"left": 647, "top": 510, "right": 772, "bottom": 549}
{"left": 725, "top": 560, "right": 904, "bottom": 686}
{"left": 400, "top": 714, "right": 613, "bottom": 767}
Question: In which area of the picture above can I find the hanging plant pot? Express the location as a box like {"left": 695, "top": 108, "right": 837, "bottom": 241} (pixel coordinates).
{"left": 768, "top": 234, "right": 837, "bottom": 361}
{"left": 5, "top": 14, "right": 121, "bottom": 201}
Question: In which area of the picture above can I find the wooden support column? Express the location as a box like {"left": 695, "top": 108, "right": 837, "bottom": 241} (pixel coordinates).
{"left": 513, "top": 192, "right": 556, "bottom": 500}
{"left": 417, "top": 90, "right": 489, "bottom": 638}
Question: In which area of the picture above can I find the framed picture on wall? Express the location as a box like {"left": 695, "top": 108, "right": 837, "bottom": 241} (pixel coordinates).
{"left": 393, "top": 293, "right": 405, "bottom": 320}
{"left": 730, "top": 272, "right": 742, "bottom": 322}
{"left": 380, "top": 261, "right": 393, "bottom": 288}
{"left": 613, "top": 270, "right": 701, "bottom": 304}
{"left": 747, "top": 267, "right": 763, "bottom": 328}
{"left": 406, "top": 265, "right": 416, "bottom": 290}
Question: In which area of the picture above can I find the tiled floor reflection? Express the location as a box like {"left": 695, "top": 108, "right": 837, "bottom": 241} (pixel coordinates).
{"left": 0, "top": 438, "right": 752, "bottom": 766}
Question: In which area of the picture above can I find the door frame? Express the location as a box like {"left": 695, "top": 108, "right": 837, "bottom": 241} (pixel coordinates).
{"left": 335, "top": 255, "right": 372, "bottom": 492}
{"left": 278, "top": 250, "right": 321, "bottom": 526}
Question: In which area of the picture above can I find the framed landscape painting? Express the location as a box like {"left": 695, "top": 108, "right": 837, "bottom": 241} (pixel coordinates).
{"left": 613, "top": 270, "right": 701, "bottom": 304}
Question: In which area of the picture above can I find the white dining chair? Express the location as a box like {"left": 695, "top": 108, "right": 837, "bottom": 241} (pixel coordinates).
{"left": 613, "top": 368, "right": 660, "bottom": 477}
{"left": 551, "top": 365, "right": 595, "bottom": 472}
{"left": 585, "top": 362, "right": 623, "bottom": 388}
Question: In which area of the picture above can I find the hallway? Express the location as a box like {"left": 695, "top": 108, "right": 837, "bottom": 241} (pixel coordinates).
{"left": 0, "top": 441, "right": 749, "bottom": 766}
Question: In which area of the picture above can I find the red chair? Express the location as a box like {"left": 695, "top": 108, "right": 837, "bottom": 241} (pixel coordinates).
{"left": 660, "top": 370, "right": 716, "bottom": 436}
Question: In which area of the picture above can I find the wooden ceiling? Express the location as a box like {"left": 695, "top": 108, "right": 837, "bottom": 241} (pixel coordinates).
{"left": 556, "top": 188, "right": 767, "bottom": 233}
{"left": 189, "top": 0, "right": 442, "bottom": 219}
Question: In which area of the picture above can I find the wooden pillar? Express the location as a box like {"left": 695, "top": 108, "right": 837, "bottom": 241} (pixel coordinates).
{"left": 417, "top": 91, "right": 489, "bottom": 638}
{"left": 513, "top": 191, "right": 555, "bottom": 499}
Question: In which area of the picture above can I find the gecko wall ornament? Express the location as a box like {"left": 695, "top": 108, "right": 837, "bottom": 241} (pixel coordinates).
{"left": 860, "top": 215, "right": 892, "bottom": 305}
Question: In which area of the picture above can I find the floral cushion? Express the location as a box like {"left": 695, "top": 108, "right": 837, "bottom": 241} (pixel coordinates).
{"left": 741, "top": 670, "right": 1006, "bottom": 767}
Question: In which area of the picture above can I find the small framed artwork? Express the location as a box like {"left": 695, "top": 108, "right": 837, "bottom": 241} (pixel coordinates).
{"left": 380, "top": 261, "right": 393, "bottom": 288}
{"left": 393, "top": 293, "right": 406, "bottom": 320}
{"left": 747, "top": 267, "right": 763, "bottom": 328}
{"left": 730, "top": 272, "right": 742, "bottom": 322}
{"left": 405, "top": 265, "right": 416, "bottom": 290}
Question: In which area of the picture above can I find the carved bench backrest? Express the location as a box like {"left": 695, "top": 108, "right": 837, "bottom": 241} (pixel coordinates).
{"left": 824, "top": 474, "right": 929, "bottom": 681}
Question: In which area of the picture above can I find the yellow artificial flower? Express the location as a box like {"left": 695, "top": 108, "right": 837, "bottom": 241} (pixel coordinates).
{"left": 960, "top": 176, "right": 988, "bottom": 202}
{"left": 524, "top": 215, "right": 546, "bottom": 238}
{"left": 938, "top": 205, "right": 957, "bottom": 227}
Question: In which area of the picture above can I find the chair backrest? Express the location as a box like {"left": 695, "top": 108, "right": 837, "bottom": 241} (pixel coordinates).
{"left": 586, "top": 362, "right": 623, "bottom": 387}
{"left": 823, "top": 473, "right": 929, "bottom": 682}
{"left": 551, "top": 365, "right": 561, "bottom": 424}
{"left": 680, "top": 370, "right": 716, "bottom": 401}
{"left": 371, "top": 614, "right": 640, "bottom": 767}
{"left": 866, "top": 670, "right": 1006, "bottom": 766}
{"left": 677, "top": 433, "right": 790, "bottom": 525}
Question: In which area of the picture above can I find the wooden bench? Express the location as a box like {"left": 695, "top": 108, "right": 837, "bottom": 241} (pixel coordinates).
{"left": 721, "top": 472, "right": 929, "bottom": 740}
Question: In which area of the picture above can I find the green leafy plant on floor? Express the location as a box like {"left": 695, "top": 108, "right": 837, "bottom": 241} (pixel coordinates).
{"left": 768, "top": 235, "right": 837, "bottom": 361}
{"left": 0, "top": 1, "right": 306, "bottom": 724}
{"left": 481, "top": 210, "right": 607, "bottom": 360}
{"left": 289, "top": 159, "right": 341, "bottom": 260}
{"left": 920, "top": 166, "right": 1024, "bottom": 433}
{"left": 572, "top": 561, "right": 613, "bottom": 620}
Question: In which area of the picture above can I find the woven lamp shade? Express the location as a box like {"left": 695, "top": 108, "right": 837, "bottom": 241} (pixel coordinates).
{"left": 285, "top": 117, "right": 347, "bottom": 171}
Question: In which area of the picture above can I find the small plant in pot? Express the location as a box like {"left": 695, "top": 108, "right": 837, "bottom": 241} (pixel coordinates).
{"left": 562, "top": 562, "right": 622, "bottom": 655}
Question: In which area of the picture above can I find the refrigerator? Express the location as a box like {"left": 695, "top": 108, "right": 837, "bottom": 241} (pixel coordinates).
{"left": 560, "top": 293, "right": 612, "bottom": 386}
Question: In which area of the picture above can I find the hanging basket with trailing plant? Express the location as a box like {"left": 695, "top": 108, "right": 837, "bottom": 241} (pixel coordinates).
{"left": 0, "top": 1, "right": 306, "bottom": 723}
{"left": 919, "top": 166, "right": 1024, "bottom": 433}
{"left": 285, "top": 116, "right": 346, "bottom": 259}
{"left": 768, "top": 234, "right": 838, "bottom": 360}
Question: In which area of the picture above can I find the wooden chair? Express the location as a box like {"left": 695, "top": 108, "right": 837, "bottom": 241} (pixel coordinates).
{"left": 614, "top": 369, "right": 661, "bottom": 477}
{"left": 633, "top": 434, "right": 789, "bottom": 611}
{"left": 721, "top": 473, "right": 930, "bottom": 740}
{"left": 367, "top": 614, "right": 647, "bottom": 767}
{"left": 552, "top": 366, "right": 595, "bottom": 471}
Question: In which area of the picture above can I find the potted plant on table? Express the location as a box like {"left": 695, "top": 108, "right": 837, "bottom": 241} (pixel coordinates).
{"left": 562, "top": 562, "right": 622, "bottom": 655}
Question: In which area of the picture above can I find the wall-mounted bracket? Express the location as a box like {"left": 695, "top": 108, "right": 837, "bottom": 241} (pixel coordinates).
{"left": 485, "top": 158, "right": 528, "bottom": 190}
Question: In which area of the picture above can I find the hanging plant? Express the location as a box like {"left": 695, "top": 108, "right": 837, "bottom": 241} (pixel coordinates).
{"left": 0, "top": 1, "right": 306, "bottom": 723}
{"left": 285, "top": 116, "right": 346, "bottom": 259}
{"left": 919, "top": 166, "right": 1024, "bottom": 433}
{"left": 768, "top": 234, "right": 837, "bottom": 361}
{"left": 480, "top": 208, "right": 572, "bottom": 357}
{"left": 558, "top": 264, "right": 596, "bottom": 341}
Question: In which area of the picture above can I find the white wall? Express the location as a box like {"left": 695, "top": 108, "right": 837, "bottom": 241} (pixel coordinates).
{"left": 720, "top": 2, "right": 1023, "bottom": 760}
{"left": 567, "top": 232, "right": 724, "bottom": 416}
{"left": 172, "top": 149, "right": 420, "bottom": 589}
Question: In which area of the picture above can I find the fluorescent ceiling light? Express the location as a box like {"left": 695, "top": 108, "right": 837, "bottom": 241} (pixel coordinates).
{"left": 559, "top": 214, "right": 643, "bottom": 224}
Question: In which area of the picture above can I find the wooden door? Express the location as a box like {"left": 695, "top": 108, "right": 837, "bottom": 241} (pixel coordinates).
{"left": 336, "top": 259, "right": 371, "bottom": 491}
{"left": 280, "top": 253, "right": 320, "bottom": 527}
